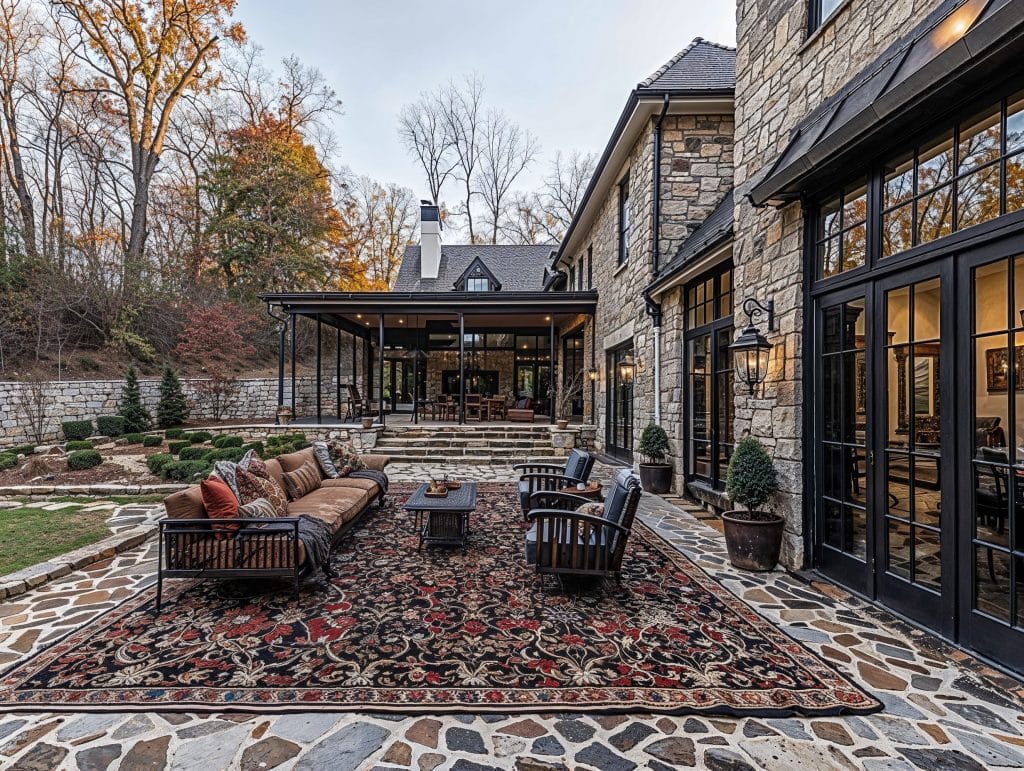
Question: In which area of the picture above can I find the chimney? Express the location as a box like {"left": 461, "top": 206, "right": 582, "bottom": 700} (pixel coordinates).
{"left": 420, "top": 200, "right": 441, "bottom": 279}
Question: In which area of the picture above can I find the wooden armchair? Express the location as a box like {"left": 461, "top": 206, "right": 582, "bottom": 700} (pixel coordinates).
{"left": 525, "top": 469, "right": 642, "bottom": 583}
{"left": 513, "top": 449, "right": 595, "bottom": 516}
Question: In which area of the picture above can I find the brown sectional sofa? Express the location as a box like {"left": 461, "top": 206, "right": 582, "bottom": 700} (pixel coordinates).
{"left": 156, "top": 448, "right": 390, "bottom": 610}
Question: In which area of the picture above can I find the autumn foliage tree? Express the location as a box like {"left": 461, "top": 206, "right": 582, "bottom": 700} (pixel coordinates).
{"left": 173, "top": 304, "right": 255, "bottom": 418}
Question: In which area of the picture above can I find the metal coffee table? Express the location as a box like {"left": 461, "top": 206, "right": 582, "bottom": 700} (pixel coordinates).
{"left": 403, "top": 482, "right": 478, "bottom": 550}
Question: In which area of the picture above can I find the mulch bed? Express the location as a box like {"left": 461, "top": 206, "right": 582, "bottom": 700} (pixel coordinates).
{"left": 0, "top": 483, "right": 880, "bottom": 716}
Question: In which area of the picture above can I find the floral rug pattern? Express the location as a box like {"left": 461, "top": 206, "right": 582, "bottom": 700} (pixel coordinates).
{"left": 0, "top": 484, "right": 879, "bottom": 715}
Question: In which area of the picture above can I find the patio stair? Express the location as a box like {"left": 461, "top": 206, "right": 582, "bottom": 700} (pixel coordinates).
{"left": 374, "top": 425, "right": 563, "bottom": 465}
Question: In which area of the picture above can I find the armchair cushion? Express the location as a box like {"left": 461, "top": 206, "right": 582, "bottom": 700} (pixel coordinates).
{"left": 565, "top": 449, "right": 593, "bottom": 483}
{"left": 518, "top": 480, "right": 531, "bottom": 514}
{"left": 525, "top": 520, "right": 599, "bottom": 566}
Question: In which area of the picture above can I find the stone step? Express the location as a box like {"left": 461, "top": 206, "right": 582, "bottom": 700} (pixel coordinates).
{"left": 381, "top": 454, "right": 561, "bottom": 465}
{"left": 376, "top": 447, "right": 560, "bottom": 458}
{"left": 375, "top": 439, "right": 551, "bottom": 449}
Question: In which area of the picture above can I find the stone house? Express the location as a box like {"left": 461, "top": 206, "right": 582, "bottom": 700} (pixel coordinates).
{"left": 732, "top": 0, "right": 1024, "bottom": 674}
{"left": 549, "top": 38, "right": 736, "bottom": 477}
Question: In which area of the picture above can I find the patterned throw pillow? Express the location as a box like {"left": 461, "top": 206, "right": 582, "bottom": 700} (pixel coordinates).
{"left": 213, "top": 450, "right": 265, "bottom": 501}
{"left": 235, "top": 466, "right": 289, "bottom": 517}
{"left": 328, "top": 441, "right": 365, "bottom": 477}
{"left": 238, "top": 497, "right": 278, "bottom": 520}
{"left": 312, "top": 442, "right": 339, "bottom": 478}
{"left": 576, "top": 502, "right": 605, "bottom": 517}
{"left": 281, "top": 458, "right": 322, "bottom": 500}
{"left": 240, "top": 450, "right": 269, "bottom": 479}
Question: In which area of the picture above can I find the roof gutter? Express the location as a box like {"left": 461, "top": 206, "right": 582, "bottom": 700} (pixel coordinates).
{"left": 651, "top": 93, "right": 671, "bottom": 277}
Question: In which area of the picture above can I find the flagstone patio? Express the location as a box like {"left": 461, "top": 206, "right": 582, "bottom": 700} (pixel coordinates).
{"left": 0, "top": 463, "right": 1021, "bottom": 770}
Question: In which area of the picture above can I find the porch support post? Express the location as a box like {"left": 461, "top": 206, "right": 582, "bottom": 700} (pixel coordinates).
{"left": 276, "top": 314, "right": 286, "bottom": 416}
{"left": 290, "top": 314, "right": 297, "bottom": 415}
{"left": 378, "top": 314, "right": 386, "bottom": 426}
{"left": 336, "top": 326, "right": 342, "bottom": 421}
{"left": 590, "top": 313, "right": 596, "bottom": 423}
{"left": 459, "top": 312, "right": 465, "bottom": 424}
{"left": 315, "top": 315, "right": 323, "bottom": 424}
{"left": 549, "top": 314, "right": 555, "bottom": 425}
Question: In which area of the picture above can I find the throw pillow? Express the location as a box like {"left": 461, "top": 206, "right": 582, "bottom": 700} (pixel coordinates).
{"left": 240, "top": 449, "right": 268, "bottom": 478}
{"left": 329, "top": 441, "right": 365, "bottom": 476}
{"left": 281, "top": 458, "right": 322, "bottom": 500}
{"left": 312, "top": 442, "right": 339, "bottom": 478}
{"left": 200, "top": 475, "right": 240, "bottom": 539}
{"left": 235, "top": 466, "right": 289, "bottom": 517}
{"left": 238, "top": 497, "right": 278, "bottom": 520}
{"left": 576, "top": 502, "right": 605, "bottom": 517}
{"left": 212, "top": 450, "right": 265, "bottom": 502}
{"left": 213, "top": 461, "right": 241, "bottom": 500}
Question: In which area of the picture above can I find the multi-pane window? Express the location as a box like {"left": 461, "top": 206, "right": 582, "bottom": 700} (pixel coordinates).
{"left": 881, "top": 94, "right": 1024, "bottom": 258}
{"left": 808, "top": 0, "right": 844, "bottom": 32}
{"left": 466, "top": 277, "right": 489, "bottom": 292}
{"left": 685, "top": 264, "right": 734, "bottom": 487}
{"left": 618, "top": 177, "right": 631, "bottom": 265}
{"left": 817, "top": 180, "right": 867, "bottom": 278}
{"left": 587, "top": 245, "right": 593, "bottom": 288}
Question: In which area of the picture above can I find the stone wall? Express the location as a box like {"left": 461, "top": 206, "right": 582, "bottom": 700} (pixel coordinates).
{"left": 562, "top": 111, "right": 733, "bottom": 465}
{"left": 0, "top": 369, "right": 356, "bottom": 446}
{"left": 732, "top": 0, "right": 937, "bottom": 567}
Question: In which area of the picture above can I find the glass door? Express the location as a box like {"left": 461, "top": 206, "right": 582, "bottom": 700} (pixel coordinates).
{"left": 606, "top": 344, "right": 634, "bottom": 461}
{"left": 875, "top": 265, "right": 952, "bottom": 633}
{"left": 959, "top": 250, "right": 1024, "bottom": 672}
{"left": 814, "top": 289, "right": 870, "bottom": 592}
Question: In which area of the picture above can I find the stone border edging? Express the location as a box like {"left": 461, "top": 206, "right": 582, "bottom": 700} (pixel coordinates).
{"left": 0, "top": 524, "right": 156, "bottom": 602}
{"left": 0, "top": 483, "right": 186, "bottom": 498}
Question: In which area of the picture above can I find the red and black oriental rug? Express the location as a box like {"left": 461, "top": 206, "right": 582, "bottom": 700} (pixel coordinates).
{"left": 0, "top": 484, "right": 879, "bottom": 715}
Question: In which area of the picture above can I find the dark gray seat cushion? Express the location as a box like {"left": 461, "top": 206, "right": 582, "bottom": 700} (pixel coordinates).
{"left": 525, "top": 521, "right": 600, "bottom": 567}
{"left": 518, "top": 480, "right": 531, "bottom": 513}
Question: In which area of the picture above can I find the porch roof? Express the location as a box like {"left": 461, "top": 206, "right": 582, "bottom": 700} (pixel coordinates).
{"left": 260, "top": 290, "right": 597, "bottom": 339}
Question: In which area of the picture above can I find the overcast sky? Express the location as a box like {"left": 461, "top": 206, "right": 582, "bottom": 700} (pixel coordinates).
{"left": 236, "top": 1, "right": 736, "bottom": 199}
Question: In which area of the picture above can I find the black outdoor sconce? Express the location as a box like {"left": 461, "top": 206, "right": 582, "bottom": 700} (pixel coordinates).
{"left": 730, "top": 298, "right": 775, "bottom": 394}
{"left": 587, "top": 366, "right": 599, "bottom": 382}
{"left": 618, "top": 354, "right": 636, "bottom": 384}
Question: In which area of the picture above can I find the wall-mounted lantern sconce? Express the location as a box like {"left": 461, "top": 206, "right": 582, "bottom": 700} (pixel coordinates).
{"left": 618, "top": 354, "right": 635, "bottom": 384}
{"left": 730, "top": 298, "right": 775, "bottom": 394}
{"left": 587, "top": 366, "right": 599, "bottom": 382}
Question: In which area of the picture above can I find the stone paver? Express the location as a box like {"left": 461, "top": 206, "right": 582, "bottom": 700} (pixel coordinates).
{"left": 0, "top": 462, "right": 1020, "bottom": 769}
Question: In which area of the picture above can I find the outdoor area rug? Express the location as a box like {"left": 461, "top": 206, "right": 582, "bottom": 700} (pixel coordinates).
{"left": 0, "top": 483, "right": 880, "bottom": 716}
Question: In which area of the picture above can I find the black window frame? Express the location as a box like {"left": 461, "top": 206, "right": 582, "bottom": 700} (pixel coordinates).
{"left": 618, "top": 176, "right": 631, "bottom": 266}
{"left": 587, "top": 244, "right": 593, "bottom": 288}
{"left": 808, "top": 0, "right": 844, "bottom": 34}
{"left": 466, "top": 276, "right": 490, "bottom": 292}
{"left": 684, "top": 262, "right": 735, "bottom": 489}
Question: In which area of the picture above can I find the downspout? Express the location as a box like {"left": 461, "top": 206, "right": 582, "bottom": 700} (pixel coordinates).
{"left": 647, "top": 93, "right": 670, "bottom": 427}
{"left": 644, "top": 292, "right": 663, "bottom": 426}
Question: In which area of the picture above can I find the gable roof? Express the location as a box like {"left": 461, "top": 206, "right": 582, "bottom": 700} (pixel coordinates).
{"left": 393, "top": 244, "right": 555, "bottom": 293}
{"left": 453, "top": 256, "right": 502, "bottom": 291}
{"left": 554, "top": 38, "right": 735, "bottom": 266}
{"left": 638, "top": 38, "right": 736, "bottom": 95}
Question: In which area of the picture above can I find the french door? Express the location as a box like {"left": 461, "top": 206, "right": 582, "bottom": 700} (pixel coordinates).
{"left": 813, "top": 261, "right": 954, "bottom": 634}
{"left": 606, "top": 344, "right": 634, "bottom": 461}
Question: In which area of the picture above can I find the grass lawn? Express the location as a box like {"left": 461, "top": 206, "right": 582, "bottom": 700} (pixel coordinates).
{"left": 0, "top": 504, "right": 113, "bottom": 576}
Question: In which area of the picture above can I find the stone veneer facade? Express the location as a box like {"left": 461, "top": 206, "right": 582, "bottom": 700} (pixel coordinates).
{"left": 732, "top": 0, "right": 939, "bottom": 567}
{"left": 561, "top": 112, "right": 734, "bottom": 474}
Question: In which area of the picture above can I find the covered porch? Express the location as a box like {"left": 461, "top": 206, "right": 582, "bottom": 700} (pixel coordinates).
{"left": 261, "top": 291, "right": 598, "bottom": 426}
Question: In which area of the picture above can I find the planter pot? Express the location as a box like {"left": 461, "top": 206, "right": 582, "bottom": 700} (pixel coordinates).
{"left": 276, "top": 407, "right": 293, "bottom": 426}
{"left": 721, "top": 510, "right": 785, "bottom": 571}
{"left": 638, "top": 463, "right": 672, "bottom": 494}
{"left": 556, "top": 419, "right": 569, "bottom": 430}
{"left": 361, "top": 417, "right": 375, "bottom": 430}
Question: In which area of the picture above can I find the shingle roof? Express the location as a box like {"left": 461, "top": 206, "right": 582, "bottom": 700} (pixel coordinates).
{"left": 658, "top": 190, "right": 734, "bottom": 278}
{"left": 393, "top": 244, "right": 556, "bottom": 293}
{"left": 638, "top": 38, "right": 736, "bottom": 94}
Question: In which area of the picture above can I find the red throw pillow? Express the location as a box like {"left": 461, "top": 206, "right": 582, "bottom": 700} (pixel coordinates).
{"left": 200, "top": 475, "right": 240, "bottom": 539}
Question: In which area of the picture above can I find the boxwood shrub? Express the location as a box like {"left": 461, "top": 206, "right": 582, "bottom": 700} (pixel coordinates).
{"left": 62, "top": 420, "right": 93, "bottom": 441}
{"left": 96, "top": 415, "right": 126, "bottom": 437}
{"left": 68, "top": 449, "right": 103, "bottom": 470}
{"left": 207, "top": 447, "right": 245, "bottom": 463}
{"left": 178, "top": 446, "right": 209, "bottom": 461}
{"left": 123, "top": 433, "right": 145, "bottom": 445}
{"left": 10, "top": 444, "right": 35, "bottom": 456}
{"left": 186, "top": 430, "right": 213, "bottom": 445}
{"left": 212, "top": 435, "right": 244, "bottom": 448}
{"left": 0, "top": 452, "right": 17, "bottom": 471}
{"left": 241, "top": 441, "right": 264, "bottom": 456}
{"left": 168, "top": 440, "right": 191, "bottom": 455}
{"left": 164, "top": 428, "right": 185, "bottom": 439}
{"left": 161, "top": 459, "right": 211, "bottom": 482}
{"left": 146, "top": 453, "right": 174, "bottom": 474}
{"left": 65, "top": 440, "right": 94, "bottom": 451}
{"left": 142, "top": 435, "right": 163, "bottom": 447}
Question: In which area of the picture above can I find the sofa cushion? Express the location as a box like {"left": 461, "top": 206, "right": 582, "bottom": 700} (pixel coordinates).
{"left": 277, "top": 448, "right": 317, "bottom": 473}
{"left": 200, "top": 475, "right": 240, "bottom": 539}
{"left": 164, "top": 486, "right": 205, "bottom": 520}
{"left": 360, "top": 454, "right": 390, "bottom": 472}
{"left": 281, "top": 459, "right": 322, "bottom": 501}
{"left": 236, "top": 466, "right": 289, "bottom": 517}
{"left": 312, "top": 442, "right": 339, "bottom": 478}
{"left": 264, "top": 458, "right": 285, "bottom": 491}
{"left": 286, "top": 487, "right": 367, "bottom": 532}
{"left": 321, "top": 476, "right": 379, "bottom": 496}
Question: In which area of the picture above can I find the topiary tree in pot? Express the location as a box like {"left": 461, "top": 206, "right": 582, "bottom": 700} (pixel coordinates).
{"left": 722, "top": 434, "right": 783, "bottom": 571}
{"left": 638, "top": 422, "right": 673, "bottom": 494}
